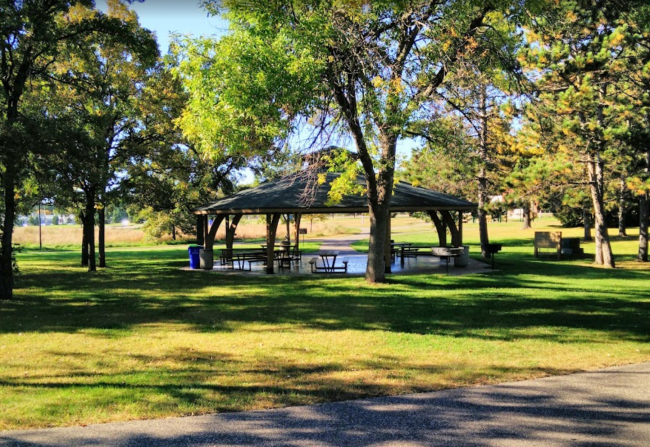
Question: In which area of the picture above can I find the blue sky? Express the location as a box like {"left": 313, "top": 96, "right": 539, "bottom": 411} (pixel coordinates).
{"left": 97, "top": 0, "right": 227, "bottom": 53}
{"left": 98, "top": 0, "right": 419, "bottom": 181}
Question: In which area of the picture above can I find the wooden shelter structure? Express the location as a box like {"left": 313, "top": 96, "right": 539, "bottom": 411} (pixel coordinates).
{"left": 193, "top": 172, "right": 477, "bottom": 274}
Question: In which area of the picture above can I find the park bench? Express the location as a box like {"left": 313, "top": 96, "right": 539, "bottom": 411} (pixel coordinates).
{"left": 534, "top": 232, "right": 562, "bottom": 260}
{"left": 534, "top": 232, "right": 584, "bottom": 260}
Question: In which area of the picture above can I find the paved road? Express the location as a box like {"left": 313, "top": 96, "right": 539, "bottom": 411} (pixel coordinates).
{"left": 2, "top": 362, "right": 649, "bottom": 447}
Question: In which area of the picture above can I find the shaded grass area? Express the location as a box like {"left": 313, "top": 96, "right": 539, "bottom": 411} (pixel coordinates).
{"left": 1, "top": 227, "right": 649, "bottom": 430}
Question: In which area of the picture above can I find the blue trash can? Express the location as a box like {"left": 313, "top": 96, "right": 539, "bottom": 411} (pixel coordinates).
{"left": 188, "top": 245, "right": 203, "bottom": 269}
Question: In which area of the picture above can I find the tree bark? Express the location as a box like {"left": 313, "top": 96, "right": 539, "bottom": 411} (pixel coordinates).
{"left": 367, "top": 201, "right": 389, "bottom": 283}
{"left": 587, "top": 88, "right": 614, "bottom": 267}
{"left": 478, "top": 84, "right": 491, "bottom": 257}
{"left": 0, "top": 174, "right": 17, "bottom": 300}
{"left": 583, "top": 208, "right": 592, "bottom": 241}
{"left": 85, "top": 195, "right": 96, "bottom": 272}
{"left": 98, "top": 207, "right": 106, "bottom": 268}
{"left": 522, "top": 202, "right": 531, "bottom": 229}
{"left": 618, "top": 177, "right": 627, "bottom": 237}
{"left": 639, "top": 196, "right": 649, "bottom": 262}
{"left": 587, "top": 155, "right": 615, "bottom": 267}
{"left": 171, "top": 225, "right": 176, "bottom": 241}
{"left": 639, "top": 148, "right": 650, "bottom": 261}
{"left": 265, "top": 213, "right": 281, "bottom": 274}
{"left": 80, "top": 211, "right": 89, "bottom": 267}
{"left": 478, "top": 178, "right": 490, "bottom": 257}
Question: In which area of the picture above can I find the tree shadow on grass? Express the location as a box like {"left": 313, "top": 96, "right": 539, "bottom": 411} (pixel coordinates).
{"left": 3, "top": 248, "right": 649, "bottom": 344}
{"left": 0, "top": 347, "right": 584, "bottom": 429}
{"left": 1, "top": 363, "right": 648, "bottom": 446}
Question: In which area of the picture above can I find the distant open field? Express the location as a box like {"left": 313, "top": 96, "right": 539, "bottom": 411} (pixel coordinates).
{"left": 1, "top": 215, "right": 648, "bottom": 430}
{"left": 13, "top": 224, "right": 150, "bottom": 249}
{"left": 12, "top": 215, "right": 367, "bottom": 249}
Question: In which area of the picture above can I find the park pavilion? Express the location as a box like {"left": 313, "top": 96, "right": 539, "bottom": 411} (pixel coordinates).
{"left": 193, "top": 171, "right": 477, "bottom": 274}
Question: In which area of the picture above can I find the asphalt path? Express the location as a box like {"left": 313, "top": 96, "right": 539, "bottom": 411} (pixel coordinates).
{"left": 2, "top": 362, "right": 649, "bottom": 447}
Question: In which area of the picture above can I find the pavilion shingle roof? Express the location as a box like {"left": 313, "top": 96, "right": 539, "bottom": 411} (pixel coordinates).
{"left": 194, "top": 172, "right": 476, "bottom": 215}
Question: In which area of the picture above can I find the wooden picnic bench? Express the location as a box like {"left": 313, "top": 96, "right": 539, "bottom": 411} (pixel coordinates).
{"left": 309, "top": 252, "right": 349, "bottom": 273}
{"left": 220, "top": 248, "right": 266, "bottom": 266}
{"left": 275, "top": 249, "right": 303, "bottom": 269}
{"left": 233, "top": 251, "right": 270, "bottom": 271}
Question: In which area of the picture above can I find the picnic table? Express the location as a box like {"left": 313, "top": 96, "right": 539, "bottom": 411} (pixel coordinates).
{"left": 232, "top": 250, "right": 271, "bottom": 271}
{"left": 320, "top": 251, "right": 339, "bottom": 272}
{"left": 220, "top": 247, "right": 265, "bottom": 267}
{"left": 261, "top": 245, "right": 303, "bottom": 269}
{"left": 309, "top": 251, "right": 349, "bottom": 273}
{"left": 430, "top": 247, "right": 463, "bottom": 273}
{"left": 391, "top": 242, "right": 414, "bottom": 266}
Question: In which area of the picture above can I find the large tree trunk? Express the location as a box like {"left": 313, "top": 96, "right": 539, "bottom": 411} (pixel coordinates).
{"left": 367, "top": 201, "right": 389, "bottom": 283}
{"left": 618, "top": 177, "right": 627, "bottom": 237}
{"left": 98, "top": 207, "right": 106, "bottom": 268}
{"left": 80, "top": 211, "right": 89, "bottom": 267}
{"left": 522, "top": 201, "right": 531, "bottom": 230}
{"left": 365, "top": 131, "right": 396, "bottom": 282}
{"left": 583, "top": 208, "right": 592, "bottom": 241}
{"left": 588, "top": 155, "right": 615, "bottom": 267}
{"left": 478, "top": 85, "right": 491, "bottom": 257}
{"left": 85, "top": 196, "right": 96, "bottom": 272}
{"left": 477, "top": 182, "right": 490, "bottom": 258}
{"left": 0, "top": 174, "right": 17, "bottom": 300}
{"left": 639, "top": 195, "right": 649, "bottom": 262}
{"left": 588, "top": 90, "right": 614, "bottom": 267}
{"left": 638, "top": 147, "right": 650, "bottom": 261}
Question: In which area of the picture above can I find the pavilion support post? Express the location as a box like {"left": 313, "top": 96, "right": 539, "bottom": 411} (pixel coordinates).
{"left": 225, "top": 214, "right": 242, "bottom": 250}
{"left": 266, "top": 213, "right": 281, "bottom": 274}
{"left": 294, "top": 213, "right": 302, "bottom": 251}
{"left": 200, "top": 215, "right": 225, "bottom": 270}
{"left": 384, "top": 212, "right": 392, "bottom": 274}
{"left": 203, "top": 215, "right": 209, "bottom": 247}
{"left": 205, "top": 215, "right": 225, "bottom": 250}
{"left": 458, "top": 211, "right": 464, "bottom": 246}
{"left": 441, "top": 211, "right": 461, "bottom": 247}
{"left": 284, "top": 214, "right": 291, "bottom": 245}
{"left": 428, "top": 211, "right": 447, "bottom": 247}
{"left": 196, "top": 215, "right": 205, "bottom": 246}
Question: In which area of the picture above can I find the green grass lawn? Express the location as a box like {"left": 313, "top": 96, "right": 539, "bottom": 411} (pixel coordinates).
{"left": 1, "top": 223, "right": 649, "bottom": 430}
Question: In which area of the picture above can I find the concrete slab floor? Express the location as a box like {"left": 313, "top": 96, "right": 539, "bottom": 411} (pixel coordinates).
{"left": 182, "top": 254, "right": 494, "bottom": 277}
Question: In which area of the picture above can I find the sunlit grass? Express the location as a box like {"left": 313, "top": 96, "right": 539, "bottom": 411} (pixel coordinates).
{"left": 1, "top": 218, "right": 649, "bottom": 430}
